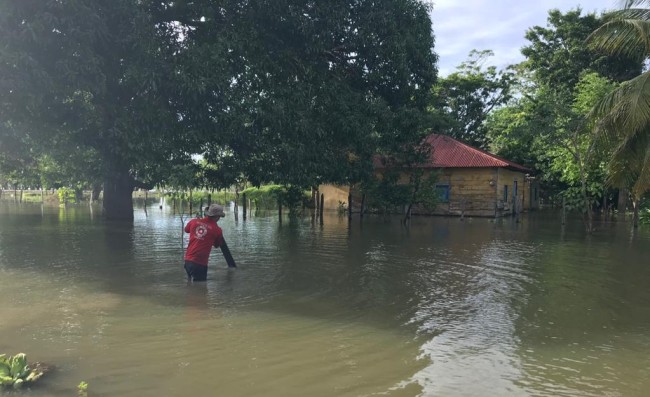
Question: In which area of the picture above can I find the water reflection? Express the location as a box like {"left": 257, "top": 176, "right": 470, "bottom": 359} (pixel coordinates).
{"left": 1, "top": 203, "right": 650, "bottom": 396}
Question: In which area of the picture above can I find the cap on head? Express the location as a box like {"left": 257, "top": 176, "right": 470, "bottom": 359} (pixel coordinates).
{"left": 205, "top": 203, "right": 226, "bottom": 217}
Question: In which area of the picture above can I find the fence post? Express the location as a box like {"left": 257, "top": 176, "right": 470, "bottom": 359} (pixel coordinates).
{"left": 243, "top": 192, "right": 247, "bottom": 221}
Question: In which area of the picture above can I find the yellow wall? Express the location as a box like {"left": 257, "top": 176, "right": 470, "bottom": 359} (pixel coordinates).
{"left": 319, "top": 167, "right": 538, "bottom": 217}
{"left": 318, "top": 184, "right": 350, "bottom": 211}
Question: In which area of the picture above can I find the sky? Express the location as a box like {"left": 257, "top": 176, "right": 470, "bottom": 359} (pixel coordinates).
{"left": 431, "top": 0, "right": 620, "bottom": 76}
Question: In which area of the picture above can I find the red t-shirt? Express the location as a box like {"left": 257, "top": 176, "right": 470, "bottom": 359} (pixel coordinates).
{"left": 184, "top": 217, "right": 224, "bottom": 266}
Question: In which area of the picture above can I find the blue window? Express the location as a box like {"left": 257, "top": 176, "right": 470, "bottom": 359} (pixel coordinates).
{"left": 503, "top": 185, "right": 509, "bottom": 203}
{"left": 436, "top": 184, "right": 450, "bottom": 203}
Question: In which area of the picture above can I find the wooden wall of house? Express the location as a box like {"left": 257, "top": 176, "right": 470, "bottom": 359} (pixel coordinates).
{"left": 318, "top": 167, "right": 538, "bottom": 217}
{"left": 415, "top": 168, "right": 534, "bottom": 217}
{"left": 319, "top": 184, "right": 350, "bottom": 211}
{"left": 423, "top": 168, "right": 498, "bottom": 217}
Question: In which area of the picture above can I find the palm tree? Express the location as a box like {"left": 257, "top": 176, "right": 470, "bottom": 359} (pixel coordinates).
{"left": 588, "top": 0, "right": 650, "bottom": 227}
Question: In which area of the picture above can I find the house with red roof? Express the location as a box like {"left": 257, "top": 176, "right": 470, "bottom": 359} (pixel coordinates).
{"left": 320, "top": 133, "right": 539, "bottom": 217}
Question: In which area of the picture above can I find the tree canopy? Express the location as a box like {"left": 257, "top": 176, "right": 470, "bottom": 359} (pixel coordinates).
{"left": 0, "top": 0, "right": 438, "bottom": 220}
{"left": 434, "top": 50, "right": 514, "bottom": 149}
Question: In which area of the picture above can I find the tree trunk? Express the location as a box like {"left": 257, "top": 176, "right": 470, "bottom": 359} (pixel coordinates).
{"left": 577, "top": 156, "right": 593, "bottom": 233}
{"left": 91, "top": 183, "right": 102, "bottom": 202}
{"left": 103, "top": 171, "right": 135, "bottom": 221}
{"left": 632, "top": 198, "right": 640, "bottom": 229}
{"left": 617, "top": 188, "right": 628, "bottom": 214}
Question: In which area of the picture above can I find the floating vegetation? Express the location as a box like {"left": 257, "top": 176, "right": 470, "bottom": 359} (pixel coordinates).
{"left": 77, "top": 381, "right": 88, "bottom": 397}
{"left": 0, "top": 353, "right": 50, "bottom": 389}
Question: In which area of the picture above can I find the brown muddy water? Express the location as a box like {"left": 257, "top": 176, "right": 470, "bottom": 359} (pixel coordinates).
{"left": 0, "top": 202, "right": 649, "bottom": 397}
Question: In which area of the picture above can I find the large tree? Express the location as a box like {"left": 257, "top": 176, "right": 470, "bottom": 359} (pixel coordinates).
{"left": 182, "top": 0, "right": 438, "bottom": 190}
{"left": 0, "top": 1, "right": 196, "bottom": 220}
{"left": 522, "top": 8, "right": 642, "bottom": 93}
{"left": 1, "top": 0, "right": 438, "bottom": 220}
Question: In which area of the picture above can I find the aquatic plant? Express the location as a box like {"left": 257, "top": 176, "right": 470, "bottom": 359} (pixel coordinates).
{"left": 0, "top": 353, "right": 46, "bottom": 389}
{"left": 77, "top": 380, "right": 88, "bottom": 396}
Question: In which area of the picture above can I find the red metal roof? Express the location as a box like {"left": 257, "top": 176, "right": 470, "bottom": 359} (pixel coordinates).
{"left": 375, "top": 134, "right": 532, "bottom": 173}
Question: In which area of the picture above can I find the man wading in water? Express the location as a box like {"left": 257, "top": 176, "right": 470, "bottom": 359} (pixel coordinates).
{"left": 183, "top": 203, "right": 226, "bottom": 281}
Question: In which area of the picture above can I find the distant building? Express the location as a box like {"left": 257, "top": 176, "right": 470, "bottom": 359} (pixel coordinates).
{"left": 319, "top": 134, "right": 539, "bottom": 217}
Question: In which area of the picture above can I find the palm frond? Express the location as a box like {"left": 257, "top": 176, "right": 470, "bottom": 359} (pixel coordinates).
{"left": 607, "top": 133, "right": 640, "bottom": 188}
{"left": 621, "top": 1, "right": 650, "bottom": 9}
{"left": 588, "top": 17, "right": 650, "bottom": 57}
{"left": 592, "top": 71, "right": 650, "bottom": 136}
{"left": 631, "top": 132, "right": 650, "bottom": 197}
{"left": 620, "top": 72, "right": 650, "bottom": 131}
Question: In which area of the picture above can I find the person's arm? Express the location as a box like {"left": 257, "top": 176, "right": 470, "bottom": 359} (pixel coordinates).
{"left": 213, "top": 229, "right": 224, "bottom": 248}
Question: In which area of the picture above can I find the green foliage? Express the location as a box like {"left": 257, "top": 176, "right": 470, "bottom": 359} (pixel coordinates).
{"left": 58, "top": 187, "right": 78, "bottom": 204}
{"left": 588, "top": 1, "right": 650, "bottom": 215}
{"left": 522, "top": 8, "right": 642, "bottom": 93}
{"left": 192, "top": 0, "right": 439, "bottom": 191}
{"left": 0, "top": 0, "right": 439, "bottom": 219}
{"left": 240, "top": 185, "right": 285, "bottom": 209}
{"left": 0, "top": 0, "right": 192, "bottom": 219}
{"left": 434, "top": 50, "right": 514, "bottom": 149}
{"left": 240, "top": 185, "right": 310, "bottom": 215}
{"left": 78, "top": 380, "right": 89, "bottom": 397}
{"left": 640, "top": 208, "right": 650, "bottom": 224}
{"left": 364, "top": 167, "right": 441, "bottom": 215}
{"left": 414, "top": 171, "right": 441, "bottom": 210}
{"left": 0, "top": 353, "right": 45, "bottom": 389}
{"left": 486, "top": 7, "right": 642, "bottom": 209}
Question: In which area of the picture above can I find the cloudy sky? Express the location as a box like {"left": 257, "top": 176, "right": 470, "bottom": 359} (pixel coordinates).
{"left": 431, "top": 0, "right": 619, "bottom": 75}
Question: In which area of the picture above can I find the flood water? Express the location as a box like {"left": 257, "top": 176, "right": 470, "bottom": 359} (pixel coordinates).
{"left": 1, "top": 202, "right": 649, "bottom": 397}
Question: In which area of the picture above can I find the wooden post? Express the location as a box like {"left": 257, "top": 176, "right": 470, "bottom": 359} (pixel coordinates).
{"left": 143, "top": 190, "right": 148, "bottom": 216}
{"left": 243, "top": 192, "right": 247, "bottom": 221}
{"left": 562, "top": 196, "right": 566, "bottom": 225}
{"left": 515, "top": 197, "right": 521, "bottom": 223}
{"left": 189, "top": 190, "right": 193, "bottom": 216}
{"left": 199, "top": 198, "right": 204, "bottom": 216}
{"left": 207, "top": 193, "right": 212, "bottom": 207}
{"left": 348, "top": 191, "right": 352, "bottom": 219}
{"left": 278, "top": 197, "right": 282, "bottom": 222}
{"left": 617, "top": 188, "right": 627, "bottom": 217}
{"left": 320, "top": 193, "right": 324, "bottom": 224}
{"left": 460, "top": 198, "right": 465, "bottom": 221}
{"left": 360, "top": 193, "right": 366, "bottom": 219}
